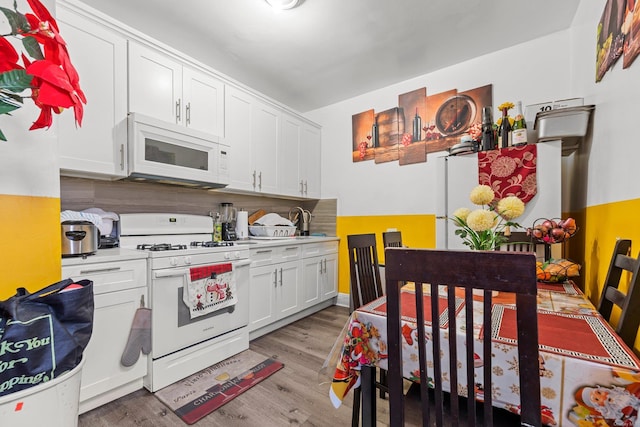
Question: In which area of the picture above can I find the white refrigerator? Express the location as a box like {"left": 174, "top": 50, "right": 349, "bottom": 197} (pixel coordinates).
{"left": 435, "top": 140, "right": 562, "bottom": 252}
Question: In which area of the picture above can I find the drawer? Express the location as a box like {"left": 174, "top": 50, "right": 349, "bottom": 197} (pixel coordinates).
{"left": 62, "top": 259, "right": 147, "bottom": 295}
{"left": 302, "top": 242, "right": 338, "bottom": 257}
{"left": 250, "top": 244, "right": 301, "bottom": 267}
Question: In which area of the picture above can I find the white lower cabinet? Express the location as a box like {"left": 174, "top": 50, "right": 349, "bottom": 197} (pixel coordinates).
{"left": 250, "top": 240, "right": 338, "bottom": 336}
{"left": 302, "top": 242, "right": 338, "bottom": 308}
{"left": 249, "top": 245, "right": 301, "bottom": 332}
{"left": 62, "top": 258, "right": 147, "bottom": 414}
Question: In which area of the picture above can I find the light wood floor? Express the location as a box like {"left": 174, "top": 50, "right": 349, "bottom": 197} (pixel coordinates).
{"left": 78, "top": 305, "right": 393, "bottom": 426}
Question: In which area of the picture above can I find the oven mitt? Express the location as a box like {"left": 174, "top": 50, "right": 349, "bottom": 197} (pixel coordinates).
{"left": 120, "top": 307, "right": 152, "bottom": 367}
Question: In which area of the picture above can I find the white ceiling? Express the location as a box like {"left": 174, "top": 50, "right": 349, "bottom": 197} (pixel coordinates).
{"left": 74, "top": 0, "right": 582, "bottom": 113}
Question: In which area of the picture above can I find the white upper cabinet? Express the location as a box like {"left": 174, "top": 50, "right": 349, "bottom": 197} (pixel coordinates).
{"left": 224, "top": 85, "right": 279, "bottom": 194}
{"left": 278, "top": 113, "right": 322, "bottom": 198}
{"left": 224, "top": 86, "right": 254, "bottom": 191}
{"left": 279, "top": 114, "right": 303, "bottom": 197}
{"left": 300, "top": 123, "right": 321, "bottom": 199}
{"left": 128, "top": 42, "right": 224, "bottom": 137}
{"left": 252, "top": 100, "right": 280, "bottom": 194}
{"left": 57, "top": 3, "right": 128, "bottom": 178}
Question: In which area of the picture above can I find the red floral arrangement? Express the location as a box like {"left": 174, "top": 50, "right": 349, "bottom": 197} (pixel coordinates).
{"left": 0, "top": 0, "right": 86, "bottom": 141}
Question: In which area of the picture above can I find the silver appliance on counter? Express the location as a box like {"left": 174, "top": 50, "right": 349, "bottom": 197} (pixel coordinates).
{"left": 61, "top": 220, "right": 99, "bottom": 257}
{"left": 119, "top": 213, "right": 250, "bottom": 392}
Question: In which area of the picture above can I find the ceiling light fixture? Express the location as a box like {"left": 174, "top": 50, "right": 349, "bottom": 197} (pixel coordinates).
{"left": 264, "top": 0, "right": 300, "bottom": 10}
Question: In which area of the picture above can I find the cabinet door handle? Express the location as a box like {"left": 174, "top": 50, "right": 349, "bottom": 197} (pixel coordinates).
{"left": 258, "top": 171, "right": 262, "bottom": 190}
{"left": 279, "top": 267, "right": 283, "bottom": 286}
{"left": 79, "top": 267, "right": 121, "bottom": 275}
{"left": 186, "top": 102, "right": 191, "bottom": 125}
{"left": 300, "top": 180, "right": 304, "bottom": 194}
{"left": 252, "top": 170, "right": 257, "bottom": 189}
{"left": 273, "top": 269, "right": 278, "bottom": 287}
{"left": 304, "top": 180, "right": 308, "bottom": 195}
{"left": 119, "top": 144, "right": 125, "bottom": 170}
{"left": 256, "top": 250, "right": 272, "bottom": 254}
{"left": 323, "top": 259, "right": 326, "bottom": 274}
{"left": 176, "top": 99, "right": 181, "bottom": 123}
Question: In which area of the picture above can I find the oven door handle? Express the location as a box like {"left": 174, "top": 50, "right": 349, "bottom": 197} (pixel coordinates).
{"left": 153, "top": 269, "right": 190, "bottom": 279}
{"left": 153, "top": 259, "right": 250, "bottom": 279}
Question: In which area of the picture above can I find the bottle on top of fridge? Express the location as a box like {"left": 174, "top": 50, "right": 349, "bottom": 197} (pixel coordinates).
{"left": 511, "top": 101, "right": 528, "bottom": 146}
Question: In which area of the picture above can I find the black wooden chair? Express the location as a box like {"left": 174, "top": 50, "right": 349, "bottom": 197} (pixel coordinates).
{"left": 597, "top": 239, "right": 640, "bottom": 350}
{"left": 346, "top": 233, "right": 388, "bottom": 426}
{"left": 497, "top": 231, "right": 535, "bottom": 253}
{"left": 383, "top": 231, "right": 403, "bottom": 248}
{"left": 364, "top": 248, "right": 541, "bottom": 427}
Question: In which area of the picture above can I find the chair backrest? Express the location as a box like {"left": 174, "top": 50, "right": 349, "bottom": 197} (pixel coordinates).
{"left": 384, "top": 248, "right": 541, "bottom": 427}
{"left": 347, "top": 233, "right": 384, "bottom": 310}
{"left": 497, "top": 231, "right": 535, "bottom": 253}
{"left": 383, "top": 231, "right": 403, "bottom": 248}
{"left": 597, "top": 239, "right": 640, "bottom": 349}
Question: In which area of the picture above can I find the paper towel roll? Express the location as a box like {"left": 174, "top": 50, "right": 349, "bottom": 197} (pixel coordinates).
{"left": 236, "top": 210, "right": 249, "bottom": 240}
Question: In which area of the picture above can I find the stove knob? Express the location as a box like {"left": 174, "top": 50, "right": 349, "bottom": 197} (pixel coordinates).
{"left": 224, "top": 252, "right": 231, "bottom": 260}
{"left": 234, "top": 251, "right": 241, "bottom": 259}
{"left": 170, "top": 257, "right": 178, "bottom": 266}
{"left": 184, "top": 256, "right": 192, "bottom": 265}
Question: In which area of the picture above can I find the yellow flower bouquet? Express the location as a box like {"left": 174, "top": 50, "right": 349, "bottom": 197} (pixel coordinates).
{"left": 451, "top": 185, "right": 525, "bottom": 250}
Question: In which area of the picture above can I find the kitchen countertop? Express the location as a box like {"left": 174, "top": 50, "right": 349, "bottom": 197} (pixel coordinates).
{"left": 236, "top": 236, "right": 339, "bottom": 248}
{"left": 61, "top": 237, "right": 339, "bottom": 266}
{"left": 61, "top": 248, "right": 148, "bottom": 266}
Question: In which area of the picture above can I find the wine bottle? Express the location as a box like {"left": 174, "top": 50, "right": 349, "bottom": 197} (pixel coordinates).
{"left": 499, "top": 107, "right": 512, "bottom": 149}
{"left": 512, "top": 101, "right": 528, "bottom": 146}
{"left": 480, "top": 106, "right": 495, "bottom": 151}
{"left": 412, "top": 108, "right": 422, "bottom": 142}
{"left": 371, "top": 119, "right": 378, "bottom": 148}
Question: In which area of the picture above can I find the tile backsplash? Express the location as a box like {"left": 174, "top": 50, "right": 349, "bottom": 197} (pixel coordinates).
{"left": 60, "top": 177, "right": 336, "bottom": 236}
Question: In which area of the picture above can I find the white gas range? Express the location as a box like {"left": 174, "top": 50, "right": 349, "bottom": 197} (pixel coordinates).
{"left": 119, "top": 213, "right": 250, "bottom": 392}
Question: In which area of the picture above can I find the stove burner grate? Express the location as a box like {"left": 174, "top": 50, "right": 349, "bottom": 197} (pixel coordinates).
{"left": 137, "top": 243, "right": 188, "bottom": 251}
{"left": 190, "top": 241, "right": 235, "bottom": 248}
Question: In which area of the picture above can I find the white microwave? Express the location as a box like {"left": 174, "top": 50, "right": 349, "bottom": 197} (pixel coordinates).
{"left": 126, "top": 113, "right": 229, "bottom": 189}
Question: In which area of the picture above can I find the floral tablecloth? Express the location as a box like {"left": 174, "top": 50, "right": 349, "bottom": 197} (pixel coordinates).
{"left": 329, "top": 282, "right": 640, "bottom": 427}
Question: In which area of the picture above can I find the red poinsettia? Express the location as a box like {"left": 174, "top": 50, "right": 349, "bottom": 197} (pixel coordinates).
{"left": 0, "top": 0, "right": 86, "bottom": 141}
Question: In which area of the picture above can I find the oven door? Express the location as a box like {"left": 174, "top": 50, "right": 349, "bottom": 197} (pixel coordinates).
{"left": 127, "top": 112, "right": 229, "bottom": 188}
{"left": 150, "top": 259, "right": 249, "bottom": 359}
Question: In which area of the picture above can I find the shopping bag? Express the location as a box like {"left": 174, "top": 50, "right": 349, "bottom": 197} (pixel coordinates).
{"left": 0, "top": 278, "right": 94, "bottom": 397}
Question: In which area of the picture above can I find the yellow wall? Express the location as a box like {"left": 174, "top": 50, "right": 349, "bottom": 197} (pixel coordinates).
{"left": 567, "top": 198, "right": 640, "bottom": 305}
{"left": 0, "top": 194, "right": 61, "bottom": 299}
{"left": 336, "top": 214, "right": 435, "bottom": 295}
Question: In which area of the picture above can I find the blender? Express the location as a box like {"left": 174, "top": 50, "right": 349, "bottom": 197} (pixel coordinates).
{"left": 220, "top": 203, "right": 237, "bottom": 241}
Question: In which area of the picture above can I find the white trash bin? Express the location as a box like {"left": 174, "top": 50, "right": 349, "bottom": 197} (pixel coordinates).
{"left": 0, "top": 358, "right": 85, "bottom": 427}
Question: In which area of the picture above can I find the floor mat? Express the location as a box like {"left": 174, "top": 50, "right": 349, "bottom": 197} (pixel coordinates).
{"left": 155, "top": 349, "right": 284, "bottom": 425}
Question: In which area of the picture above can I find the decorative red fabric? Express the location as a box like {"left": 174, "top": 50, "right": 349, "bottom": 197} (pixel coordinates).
{"left": 478, "top": 144, "right": 538, "bottom": 203}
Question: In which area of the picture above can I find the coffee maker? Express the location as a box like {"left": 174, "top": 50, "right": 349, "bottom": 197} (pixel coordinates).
{"left": 220, "top": 203, "right": 237, "bottom": 241}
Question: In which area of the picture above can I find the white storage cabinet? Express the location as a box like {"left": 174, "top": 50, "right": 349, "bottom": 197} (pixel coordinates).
{"left": 128, "top": 42, "right": 224, "bottom": 137}
{"left": 62, "top": 258, "right": 147, "bottom": 414}
{"left": 248, "top": 244, "right": 302, "bottom": 332}
{"left": 302, "top": 242, "right": 338, "bottom": 308}
{"left": 224, "top": 85, "right": 280, "bottom": 194}
{"left": 57, "top": 1, "right": 128, "bottom": 179}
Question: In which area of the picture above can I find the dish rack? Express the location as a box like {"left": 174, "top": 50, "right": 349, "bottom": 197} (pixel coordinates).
{"left": 249, "top": 225, "right": 297, "bottom": 237}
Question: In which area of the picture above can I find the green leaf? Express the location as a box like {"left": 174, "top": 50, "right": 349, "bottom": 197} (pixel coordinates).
{"left": 0, "top": 127, "right": 7, "bottom": 142}
{"left": 0, "top": 69, "right": 33, "bottom": 93}
{"left": 0, "top": 6, "right": 30, "bottom": 35}
{"left": 22, "top": 36, "right": 44, "bottom": 60}
{"left": 0, "top": 98, "right": 21, "bottom": 114}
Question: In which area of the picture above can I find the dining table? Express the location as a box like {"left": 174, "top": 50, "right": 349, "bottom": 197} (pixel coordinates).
{"left": 327, "top": 281, "right": 640, "bottom": 427}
